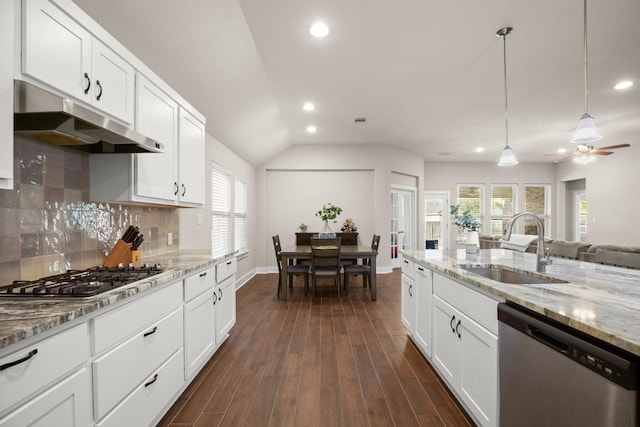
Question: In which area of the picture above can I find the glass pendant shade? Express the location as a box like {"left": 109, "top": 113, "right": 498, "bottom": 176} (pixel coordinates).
{"left": 573, "top": 153, "right": 596, "bottom": 165}
{"left": 570, "top": 113, "right": 602, "bottom": 143}
{"left": 498, "top": 144, "right": 518, "bottom": 166}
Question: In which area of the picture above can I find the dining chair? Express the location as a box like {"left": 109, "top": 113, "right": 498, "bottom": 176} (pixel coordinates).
{"left": 310, "top": 237, "right": 342, "bottom": 298}
{"left": 273, "top": 235, "right": 309, "bottom": 296}
{"left": 343, "top": 234, "right": 380, "bottom": 295}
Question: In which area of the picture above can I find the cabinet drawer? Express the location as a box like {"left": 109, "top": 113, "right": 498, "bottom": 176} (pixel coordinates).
{"left": 93, "top": 307, "right": 183, "bottom": 420}
{"left": 92, "top": 281, "right": 182, "bottom": 354}
{"left": 95, "top": 348, "right": 184, "bottom": 427}
{"left": 433, "top": 273, "right": 499, "bottom": 335}
{"left": 184, "top": 266, "right": 215, "bottom": 302}
{"left": 401, "top": 258, "right": 414, "bottom": 279}
{"left": 216, "top": 258, "right": 236, "bottom": 283}
{"left": 0, "top": 323, "right": 89, "bottom": 414}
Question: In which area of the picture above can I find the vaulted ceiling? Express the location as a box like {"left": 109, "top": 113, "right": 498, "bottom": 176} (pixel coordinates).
{"left": 73, "top": 0, "right": 640, "bottom": 166}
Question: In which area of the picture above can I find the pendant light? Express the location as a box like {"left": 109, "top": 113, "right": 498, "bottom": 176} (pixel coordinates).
{"left": 570, "top": 0, "right": 602, "bottom": 144}
{"left": 497, "top": 27, "right": 518, "bottom": 166}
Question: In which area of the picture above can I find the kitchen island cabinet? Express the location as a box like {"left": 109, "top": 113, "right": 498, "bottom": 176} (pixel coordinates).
{"left": 0, "top": 251, "right": 237, "bottom": 426}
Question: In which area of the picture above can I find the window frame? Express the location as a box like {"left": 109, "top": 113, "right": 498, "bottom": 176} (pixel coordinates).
{"left": 456, "top": 184, "right": 484, "bottom": 233}
{"left": 524, "top": 184, "right": 551, "bottom": 237}
{"left": 234, "top": 175, "right": 248, "bottom": 255}
{"left": 490, "top": 184, "right": 518, "bottom": 236}
{"left": 211, "top": 163, "right": 231, "bottom": 257}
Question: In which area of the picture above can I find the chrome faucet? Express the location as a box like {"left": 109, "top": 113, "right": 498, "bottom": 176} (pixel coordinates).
{"left": 503, "top": 212, "right": 552, "bottom": 272}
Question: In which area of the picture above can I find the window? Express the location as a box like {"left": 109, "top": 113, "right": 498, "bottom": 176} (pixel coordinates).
{"left": 234, "top": 176, "right": 247, "bottom": 252}
{"left": 211, "top": 165, "right": 231, "bottom": 257}
{"left": 490, "top": 184, "right": 517, "bottom": 235}
{"left": 524, "top": 185, "right": 550, "bottom": 236}
{"left": 457, "top": 184, "right": 483, "bottom": 232}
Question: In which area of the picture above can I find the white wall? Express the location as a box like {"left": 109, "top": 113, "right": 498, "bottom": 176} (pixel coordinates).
{"left": 555, "top": 144, "right": 640, "bottom": 245}
{"left": 256, "top": 144, "right": 425, "bottom": 271}
{"left": 424, "top": 161, "right": 556, "bottom": 242}
{"left": 179, "top": 133, "right": 256, "bottom": 283}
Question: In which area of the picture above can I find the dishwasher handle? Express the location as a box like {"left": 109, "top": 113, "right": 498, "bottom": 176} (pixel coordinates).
{"left": 529, "top": 326, "right": 569, "bottom": 354}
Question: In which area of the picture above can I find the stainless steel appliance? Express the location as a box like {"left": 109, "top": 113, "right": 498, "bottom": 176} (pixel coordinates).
{"left": 0, "top": 264, "right": 163, "bottom": 297}
{"left": 499, "top": 303, "right": 638, "bottom": 426}
{"left": 14, "top": 80, "right": 164, "bottom": 153}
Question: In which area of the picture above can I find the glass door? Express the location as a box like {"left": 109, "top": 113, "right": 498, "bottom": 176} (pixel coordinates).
{"left": 574, "top": 191, "right": 587, "bottom": 242}
{"left": 390, "top": 187, "right": 415, "bottom": 268}
{"left": 424, "top": 192, "right": 449, "bottom": 250}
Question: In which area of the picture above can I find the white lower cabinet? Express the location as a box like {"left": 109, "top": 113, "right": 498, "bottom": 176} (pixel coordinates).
{"left": 0, "top": 367, "right": 92, "bottom": 427}
{"left": 184, "top": 289, "right": 215, "bottom": 379}
{"left": 413, "top": 265, "right": 433, "bottom": 357}
{"left": 0, "top": 323, "right": 89, "bottom": 416}
{"left": 95, "top": 349, "right": 184, "bottom": 427}
{"left": 400, "top": 260, "right": 415, "bottom": 333}
{"left": 431, "top": 273, "right": 499, "bottom": 427}
{"left": 92, "top": 307, "right": 183, "bottom": 420}
{"left": 215, "top": 275, "right": 236, "bottom": 344}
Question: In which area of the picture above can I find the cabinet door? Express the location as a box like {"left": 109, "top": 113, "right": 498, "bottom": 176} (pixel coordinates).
{"left": 458, "top": 316, "right": 498, "bottom": 427}
{"left": 400, "top": 273, "right": 415, "bottom": 333}
{"left": 413, "top": 266, "right": 432, "bottom": 358}
{"left": 0, "top": 368, "right": 91, "bottom": 427}
{"left": 178, "top": 108, "right": 205, "bottom": 205}
{"left": 214, "top": 276, "right": 236, "bottom": 344}
{"left": 184, "top": 289, "right": 215, "bottom": 379}
{"left": 91, "top": 39, "right": 135, "bottom": 125}
{"left": 135, "top": 74, "right": 178, "bottom": 202}
{"left": 431, "top": 296, "right": 459, "bottom": 388}
{"left": 23, "top": 0, "right": 91, "bottom": 101}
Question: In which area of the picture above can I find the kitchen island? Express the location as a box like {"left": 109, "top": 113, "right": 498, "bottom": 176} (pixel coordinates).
{"left": 402, "top": 248, "right": 640, "bottom": 427}
{"left": 0, "top": 250, "right": 236, "bottom": 426}
{"left": 404, "top": 248, "right": 640, "bottom": 356}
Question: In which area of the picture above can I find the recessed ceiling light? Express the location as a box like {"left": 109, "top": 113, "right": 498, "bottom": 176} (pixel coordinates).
{"left": 310, "top": 22, "right": 329, "bottom": 38}
{"left": 614, "top": 80, "right": 634, "bottom": 90}
{"left": 475, "top": 147, "right": 484, "bottom": 153}
{"left": 306, "top": 125, "right": 317, "bottom": 133}
{"left": 557, "top": 148, "right": 568, "bottom": 154}
{"left": 303, "top": 102, "right": 315, "bottom": 111}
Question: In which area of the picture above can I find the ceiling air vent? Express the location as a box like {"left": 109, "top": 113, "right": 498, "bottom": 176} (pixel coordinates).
{"left": 354, "top": 117, "right": 366, "bottom": 123}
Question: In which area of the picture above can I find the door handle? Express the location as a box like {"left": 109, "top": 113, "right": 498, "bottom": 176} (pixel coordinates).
{"left": 83, "top": 73, "right": 91, "bottom": 94}
{"left": 143, "top": 326, "right": 158, "bottom": 337}
{"left": 96, "top": 80, "right": 103, "bottom": 100}
{"left": 450, "top": 315, "right": 456, "bottom": 333}
{"left": 144, "top": 373, "right": 158, "bottom": 387}
{"left": 0, "top": 349, "right": 38, "bottom": 371}
{"left": 455, "top": 320, "right": 461, "bottom": 338}
{"left": 181, "top": 184, "right": 186, "bottom": 197}
{"left": 408, "top": 284, "right": 412, "bottom": 297}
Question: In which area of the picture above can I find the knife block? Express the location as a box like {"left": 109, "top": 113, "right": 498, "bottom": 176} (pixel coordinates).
{"left": 103, "top": 239, "right": 141, "bottom": 267}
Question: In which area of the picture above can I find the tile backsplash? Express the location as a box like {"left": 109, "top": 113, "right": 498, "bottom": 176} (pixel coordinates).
{"left": 0, "top": 136, "right": 179, "bottom": 284}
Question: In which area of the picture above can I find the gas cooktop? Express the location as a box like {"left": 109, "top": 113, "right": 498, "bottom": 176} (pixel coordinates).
{"left": 0, "top": 264, "right": 164, "bottom": 298}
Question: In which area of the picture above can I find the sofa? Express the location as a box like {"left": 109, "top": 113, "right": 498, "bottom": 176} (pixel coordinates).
{"left": 478, "top": 234, "right": 640, "bottom": 270}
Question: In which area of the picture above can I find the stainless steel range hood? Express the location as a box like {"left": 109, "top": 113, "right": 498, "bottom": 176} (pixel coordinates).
{"left": 13, "top": 80, "right": 164, "bottom": 153}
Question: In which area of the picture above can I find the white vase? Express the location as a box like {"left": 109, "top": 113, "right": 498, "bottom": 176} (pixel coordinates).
{"left": 466, "top": 231, "right": 480, "bottom": 254}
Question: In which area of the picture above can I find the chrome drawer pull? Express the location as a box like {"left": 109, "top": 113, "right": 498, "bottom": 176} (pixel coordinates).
{"left": 0, "top": 349, "right": 38, "bottom": 371}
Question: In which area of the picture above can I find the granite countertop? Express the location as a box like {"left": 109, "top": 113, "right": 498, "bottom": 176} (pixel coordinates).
{"left": 403, "top": 248, "right": 640, "bottom": 357}
{"left": 0, "top": 250, "right": 235, "bottom": 351}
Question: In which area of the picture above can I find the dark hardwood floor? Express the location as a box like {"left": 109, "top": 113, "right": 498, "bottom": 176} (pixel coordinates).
{"left": 158, "top": 269, "right": 474, "bottom": 427}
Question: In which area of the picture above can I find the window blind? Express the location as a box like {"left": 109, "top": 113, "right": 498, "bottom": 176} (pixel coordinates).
{"left": 234, "top": 177, "right": 247, "bottom": 252}
{"left": 211, "top": 166, "right": 231, "bottom": 256}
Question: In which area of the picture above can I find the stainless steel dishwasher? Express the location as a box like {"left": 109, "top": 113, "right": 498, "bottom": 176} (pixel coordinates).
{"left": 498, "top": 303, "right": 638, "bottom": 427}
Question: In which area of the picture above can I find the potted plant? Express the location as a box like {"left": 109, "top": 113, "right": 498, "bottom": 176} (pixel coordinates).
{"left": 316, "top": 203, "right": 342, "bottom": 237}
{"left": 298, "top": 223, "right": 308, "bottom": 232}
{"left": 450, "top": 204, "right": 482, "bottom": 253}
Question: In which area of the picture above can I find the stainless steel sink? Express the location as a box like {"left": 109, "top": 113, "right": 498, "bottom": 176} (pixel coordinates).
{"left": 458, "top": 265, "right": 568, "bottom": 285}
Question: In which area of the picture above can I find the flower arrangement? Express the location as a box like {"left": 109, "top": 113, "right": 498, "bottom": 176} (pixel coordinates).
{"left": 298, "top": 223, "right": 308, "bottom": 232}
{"left": 315, "top": 203, "right": 343, "bottom": 223}
{"left": 450, "top": 204, "right": 482, "bottom": 232}
{"left": 341, "top": 218, "right": 357, "bottom": 232}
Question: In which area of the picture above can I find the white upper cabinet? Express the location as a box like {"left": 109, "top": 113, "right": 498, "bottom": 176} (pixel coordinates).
{"left": 178, "top": 108, "right": 206, "bottom": 205}
{"left": 135, "top": 74, "right": 179, "bottom": 202}
{"left": 22, "top": 0, "right": 135, "bottom": 125}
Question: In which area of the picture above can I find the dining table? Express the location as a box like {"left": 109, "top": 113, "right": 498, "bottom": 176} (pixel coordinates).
{"left": 279, "top": 244, "right": 378, "bottom": 301}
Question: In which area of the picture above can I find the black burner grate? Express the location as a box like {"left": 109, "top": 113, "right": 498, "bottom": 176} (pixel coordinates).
{"left": 1, "top": 264, "right": 163, "bottom": 297}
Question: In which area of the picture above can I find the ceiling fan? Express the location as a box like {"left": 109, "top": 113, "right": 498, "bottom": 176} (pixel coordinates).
{"left": 545, "top": 143, "right": 630, "bottom": 163}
